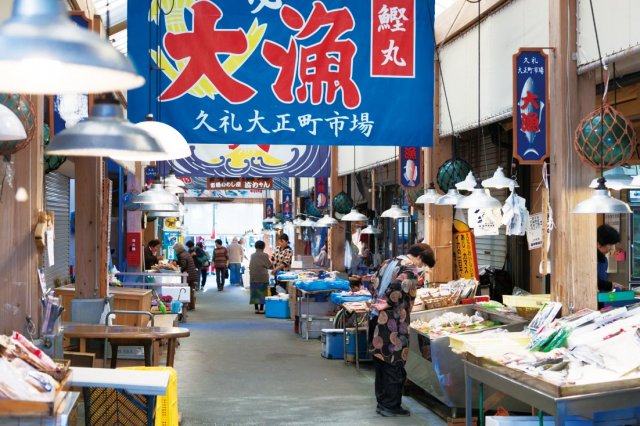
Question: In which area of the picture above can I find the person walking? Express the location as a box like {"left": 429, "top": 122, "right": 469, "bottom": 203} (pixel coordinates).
{"left": 227, "top": 237, "right": 244, "bottom": 287}
{"left": 368, "top": 243, "right": 435, "bottom": 417}
{"left": 213, "top": 239, "right": 229, "bottom": 291}
{"left": 173, "top": 242, "right": 200, "bottom": 310}
{"left": 249, "top": 240, "right": 272, "bottom": 314}
{"left": 186, "top": 241, "right": 210, "bottom": 290}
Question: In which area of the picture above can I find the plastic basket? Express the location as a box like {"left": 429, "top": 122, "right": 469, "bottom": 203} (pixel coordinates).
{"left": 119, "top": 366, "right": 178, "bottom": 426}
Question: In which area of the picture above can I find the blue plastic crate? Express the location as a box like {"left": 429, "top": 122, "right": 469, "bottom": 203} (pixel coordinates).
{"left": 265, "top": 298, "right": 290, "bottom": 319}
{"left": 345, "top": 328, "right": 369, "bottom": 359}
{"left": 321, "top": 329, "right": 344, "bottom": 359}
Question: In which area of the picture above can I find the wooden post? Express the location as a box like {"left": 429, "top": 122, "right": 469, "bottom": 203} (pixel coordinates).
{"left": 74, "top": 158, "right": 104, "bottom": 299}
{"left": 330, "top": 146, "right": 346, "bottom": 272}
{"left": 548, "top": 0, "right": 597, "bottom": 312}
{"left": 99, "top": 178, "right": 112, "bottom": 298}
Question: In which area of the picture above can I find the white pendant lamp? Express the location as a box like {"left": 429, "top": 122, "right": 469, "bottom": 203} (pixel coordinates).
{"left": 147, "top": 210, "right": 180, "bottom": 218}
{"left": 341, "top": 208, "right": 368, "bottom": 222}
{"left": 138, "top": 202, "right": 180, "bottom": 213}
{"left": 263, "top": 216, "right": 279, "bottom": 224}
{"left": 455, "top": 171, "right": 477, "bottom": 192}
{"left": 133, "top": 181, "right": 180, "bottom": 205}
{"left": 131, "top": 115, "right": 191, "bottom": 160}
{"left": 631, "top": 175, "right": 640, "bottom": 187}
{"left": 456, "top": 177, "right": 501, "bottom": 210}
{"left": 301, "top": 217, "right": 316, "bottom": 227}
{"left": 435, "top": 188, "right": 464, "bottom": 206}
{"left": 361, "top": 223, "right": 382, "bottom": 234}
{"left": 46, "top": 101, "right": 167, "bottom": 160}
{"left": 482, "top": 166, "right": 519, "bottom": 189}
{"left": 293, "top": 215, "right": 305, "bottom": 226}
{"left": 590, "top": 168, "right": 633, "bottom": 190}
{"left": 317, "top": 214, "right": 339, "bottom": 226}
{"left": 380, "top": 204, "right": 410, "bottom": 219}
{"left": 415, "top": 182, "right": 441, "bottom": 204}
{"left": 0, "top": 0, "right": 144, "bottom": 94}
{"left": 164, "top": 171, "right": 186, "bottom": 188}
{"left": 164, "top": 184, "right": 185, "bottom": 195}
{"left": 0, "top": 104, "right": 26, "bottom": 140}
{"left": 274, "top": 222, "right": 284, "bottom": 230}
{"left": 574, "top": 177, "right": 632, "bottom": 214}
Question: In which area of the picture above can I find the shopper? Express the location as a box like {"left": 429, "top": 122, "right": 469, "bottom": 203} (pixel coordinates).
{"left": 249, "top": 240, "right": 272, "bottom": 314}
{"left": 186, "top": 241, "right": 210, "bottom": 290}
{"left": 270, "top": 233, "right": 293, "bottom": 293}
{"left": 368, "top": 243, "right": 435, "bottom": 417}
{"left": 213, "top": 239, "right": 229, "bottom": 291}
{"left": 597, "top": 224, "right": 623, "bottom": 292}
{"left": 228, "top": 237, "right": 244, "bottom": 287}
{"left": 173, "top": 242, "right": 200, "bottom": 310}
{"left": 313, "top": 245, "right": 330, "bottom": 268}
{"left": 143, "top": 239, "right": 162, "bottom": 270}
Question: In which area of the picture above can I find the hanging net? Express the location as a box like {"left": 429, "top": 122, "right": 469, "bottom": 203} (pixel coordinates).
{"left": 0, "top": 94, "right": 36, "bottom": 156}
{"left": 332, "top": 191, "right": 353, "bottom": 214}
{"left": 573, "top": 103, "right": 636, "bottom": 170}
{"left": 437, "top": 158, "right": 472, "bottom": 192}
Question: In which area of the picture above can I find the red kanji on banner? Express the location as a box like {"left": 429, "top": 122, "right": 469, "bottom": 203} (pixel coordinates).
{"left": 262, "top": 2, "right": 361, "bottom": 109}
{"left": 404, "top": 147, "right": 417, "bottom": 160}
{"left": 521, "top": 112, "right": 540, "bottom": 133}
{"left": 161, "top": 2, "right": 256, "bottom": 103}
{"left": 372, "top": 0, "right": 415, "bottom": 77}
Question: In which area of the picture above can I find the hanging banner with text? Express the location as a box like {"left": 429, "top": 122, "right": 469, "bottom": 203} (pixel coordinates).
{"left": 453, "top": 231, "right": 479, "bottom": 280}
{"left": 513, "top": 48, "right": 549, "bottom": 164}
{"left": 399, "top": 146, "right": 421, "bottom": 189}
{"left": 128, "top": 0, "right": 434, "bottom": 150}
{"left": 265, "top": 198, "right": 274, "bottom": 219}
{"left": 207, "top": 177, "right": 272, "bottom": 190}
{"left": 315, "top": 177, "right": 329, "bottom": 209}
{"left": 283, "top": 188, "right": 293, "bottom": 220}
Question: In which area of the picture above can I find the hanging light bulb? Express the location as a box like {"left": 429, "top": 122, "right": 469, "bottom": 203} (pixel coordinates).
{"left": 317, "top": 214, "right": 339, "bottom": 226}
{"left": 380, "top": 204, "right": 410, "bottom": 219}
{"left": 131, "top": 114, "right": 191, "bottom": 161}
{"left": 435, "top": 188, "right": 464, "bottom": 206}
{"left": 482, "top": 166, "right": 519, "bottom": 189}
{"left": 361, "top": 223, "right": 382, "bottom": 234}
{"left": 46, "top": 100, "right": 168, "bottom": 160}
{"left": 0, "top": 0, "right": 144, "bottom": 94}
{"left": 574, "top": 177, "right": 632, "bottom": 214}
{"left": 415, "top": 182, "right": 441, "bottom": 204}
{"left": 0, "top": 103, "right": 26, "bottom": 140}
{"left": 455, "top": 171, "right": 477, "bottom": 192}
{"left": 456, "top": 176, "right": 502, "bottom": 210}
{"left": 341, "top": 208, "right": 368, "bottom": 222}
{"left": 133, "top": 180, "right": 180, "bottom": 205}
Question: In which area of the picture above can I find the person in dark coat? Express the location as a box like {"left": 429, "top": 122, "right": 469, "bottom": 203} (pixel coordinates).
{"left": 249, "top": 240, "right": 272, "bottom": 314}
{"left": 186, "top": 240, "right": 210, "bottom": 290}
{"left": 174, "top": 242, "right": 200, "bottom": 310}
{"left": 597, "top": 224, "right": 623, "bottom": 292}
{"left": 144, "top": 239, "right": 162, "bottom": 270}
{"left": 368, "top": 243, "right": 435, "bottom": 418}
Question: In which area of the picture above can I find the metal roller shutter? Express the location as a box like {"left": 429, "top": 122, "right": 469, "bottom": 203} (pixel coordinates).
{"left": 45, "top": 172, "right": 70, "bottom": 287}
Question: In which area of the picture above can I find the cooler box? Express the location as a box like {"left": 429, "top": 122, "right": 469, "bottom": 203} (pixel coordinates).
{"left": 265, "top": 297, "right": 290, "bottom": 318}
{"left": 321, "top": 329, "right": 344, "bottom": 359}
{"left": 345, "top": 328, "right": 370, "bottom": 361}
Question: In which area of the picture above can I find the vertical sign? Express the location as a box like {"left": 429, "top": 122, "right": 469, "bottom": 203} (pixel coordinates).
{"left": 144, "top": 166, "right": 157, "bottom": 190}
{"left": 315, "top": 177, "right": 329, "bottom": 209}
{"left": 282, "top": 189, "right": 293, "bottom": 220}
{"left": 453, "top": 231, "right": 479, "bottom": 280}
{"left": 399, "top": 146, "right": 420, "bottom": 188}
{"left": 372, "top": 0, "right": 416, "bottom": 77}
{"left": 513, "top": 48, "right": 549, "bottom": 164}
{"left": 126, "top": 232, "right": 141, "bottom": 267}
{"left": 265, "top": 198, "right": 274, "bottom": 219}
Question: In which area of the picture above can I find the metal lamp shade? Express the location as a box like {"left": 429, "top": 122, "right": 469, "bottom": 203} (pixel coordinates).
{"left": 0, "top": 103, "right": 26, "bottom": 140}
{"left": 293, "top": 216, "right": 305, "bottom": 226}
{"left": 301, "top": 218, "right": 316, "bottom": 227}
{"left": 164, "top": 171, "right": 186, "bottom": 188}
{"left": 317, "top": 214, "right": 339, "bottom": 226}
{"left": 133, "top": 183, "right": 180, "bottom": 205}
{"left": 360, "top": 224, "right": 382, "bottom": 234}
{"left": 0, "top": 0, "right": 144, "bottom": 94}
{"left": 482, "top": 167, "right": 519, "bottom": 189}
{"left": 631, "top": 175, "right": 640, "bottom": 187}
{"left": 164, "top": 184, "right": 185, "bottom": 195}
{"left": 415, "top": 185, "right": 440, "bottom": 204}
{"left": 455, "top": 171, "right": 477, "bottom": 192}
{"left": 380, "top": 204, "right": 410, "bottom": 219}
{"left": 138, "top": 202, "right": 180, "bottom": 213}
{"left": 148, "top": 210, "right": 181, "bottom": 218}
{"left": 456, "top": 188, "right": 502, "bottom": 210}
{"left": 341, "top": 208, "right": 368, "bottom": 222}
{"left": 435, "top": 188, "right": 464, "bottom": 206}
{"left": 46, "top": 103, "right": 166, "bottom": 159}
{"left": 263, "top": 216, "right": 279, "bottom": 224}
{"left": 132, "top": 117, "right": 191, "bottom": 160}
{"left": 573, "top": 189, "right": 632, "bottom": 214}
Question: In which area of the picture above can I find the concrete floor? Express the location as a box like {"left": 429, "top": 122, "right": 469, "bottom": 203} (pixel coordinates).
{"left": 173, "top": 281, "right": 446, "bottom": 426}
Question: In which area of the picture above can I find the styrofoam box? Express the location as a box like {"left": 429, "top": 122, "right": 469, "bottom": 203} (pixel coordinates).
{"left": 300, "top": 301, "right": 334, "bottom": 316}
{"left": 486, "top": 416, "right": 590, "bottom": 426}
{"left": 300, "top": 315, "right": 334, "bottom": 339}
{"left": 321, "top": 329, "right": 344, "bottom": 359}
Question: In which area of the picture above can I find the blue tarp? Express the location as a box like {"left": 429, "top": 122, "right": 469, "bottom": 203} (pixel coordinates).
{"left": 294, "top": 278, "right": 350, "bottom": 292}
{"left": 330, "top": 293, "right": 372, "bottom": 305}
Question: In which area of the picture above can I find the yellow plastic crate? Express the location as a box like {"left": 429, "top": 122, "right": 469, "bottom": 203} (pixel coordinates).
{"left": 119, "top": 366, "right": 178, "bottom": 426}
{"left": 502, "top": 294, "right": 550, "bottom": 308}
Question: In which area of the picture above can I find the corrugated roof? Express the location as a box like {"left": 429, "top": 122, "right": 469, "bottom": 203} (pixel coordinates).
{"left": 93, "top": 0, "right": 128, "bottom": 55}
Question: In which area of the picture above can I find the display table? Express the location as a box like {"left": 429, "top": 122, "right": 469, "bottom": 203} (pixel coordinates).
{"left": 464, "top": 360, "right": 640, "bottom": 426}
{"left": 69, "top": 366, "right": 169, "bottom": 426}
{"left": 295, "top": 288, "right": 337, "bottom": 340}
{"left": 63, "top": 324, "right": 190, "bottom": 367}
{"left": 55, "top": 285, "right": 152, "bottom": 326}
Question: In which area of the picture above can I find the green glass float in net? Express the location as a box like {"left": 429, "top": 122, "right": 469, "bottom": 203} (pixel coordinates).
{"left": 437, "top": 158, "right": 472, "bottom": 192}
{"left": 304, "top": 198, "right": 322, "bottom": 218}
{"left": 406, "top": 187, "right": 424, "bottom": 204}
{"left": 573, "top": 103, "right": 636, "bottom": 170}
{"left": 43, "top": 124, "right": 66, "bottom": 173}
{"left": 333, "top": 191, "right": 353, "bottom": 214}
{"left": 0, "top": 94, "right": 36, "bottom": 156}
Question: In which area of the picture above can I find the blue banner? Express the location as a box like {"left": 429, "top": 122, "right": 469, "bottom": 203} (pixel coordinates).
{"left": 127, "top": 0, "right": 434, "bottom": 148}
{"left": 399, "top": 146, "right": 420, "bottom": 188}
{"left": 282, "top": 188, "right": 293, "bottom": 220}
{"left": 513, "top": 49, "right": 549, "bottom": 164}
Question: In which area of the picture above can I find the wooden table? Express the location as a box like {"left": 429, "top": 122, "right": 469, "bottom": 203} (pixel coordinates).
{"left": 63, "top": 324, "right": 190, "bottom": 367}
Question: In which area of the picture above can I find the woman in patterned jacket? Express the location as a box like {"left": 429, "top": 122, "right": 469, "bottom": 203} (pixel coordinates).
{"left": 270, "top": 233, "right": 293, "bottom": 292}
{"left": 368, "top": 243, "right": 435, "bottom": 418}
